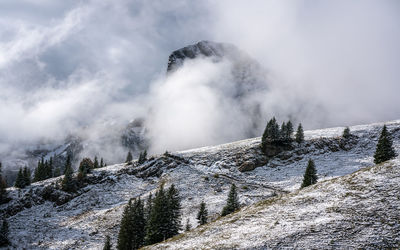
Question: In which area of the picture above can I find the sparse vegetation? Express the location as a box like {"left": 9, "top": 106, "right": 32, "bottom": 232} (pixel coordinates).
{"left": 197, "top": 201, "right": 208, "bottom": 225}
{"left": 301, "top": 159, "right": 318, "bottom": 188}
{"left": 125, "top": 151, "right": 133, "bottom": 163}
{"left": 374, "top": 125, "right": 396, "bottom": 164}
{"left": 295, "top": 123, "right": 304, "bottom": 143}
{"left": 221, "top": 184, "right": 240, "bottom": 216}
{"left": 342, "top": 127, "right": 351, "bottom": 139}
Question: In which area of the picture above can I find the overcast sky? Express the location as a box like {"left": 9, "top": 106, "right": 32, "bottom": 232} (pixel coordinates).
{"left": 1, "top": 0, "right": 400, "bottom": 157}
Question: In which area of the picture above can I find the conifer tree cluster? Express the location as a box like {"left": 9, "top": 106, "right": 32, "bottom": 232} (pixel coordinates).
{"left": 138, "top": 150, "right": 147, "bottom": 164}
{"left": 373, "top": 125, "right": 397, "bottom": 164}
{"left": 0, "top": 162, "right": 7, "bottom": 204}
{"left": 0, "top": 218, "right": 9, "bottom": 247}
{"left": 301, "top": 159, "right": 318, "bottom": 188}
{"left": 33, "top": 157, "right": 54, "bottom": 182}
{"left": 117, "top": 184, "right": 181, "bottom": 249}
{"left": 261, "top": 118, "right": 299, "bottom": 151}
{"left": 221, "top": 184, "right": 240, "bottom": 216}
{"left": 14, "top": 167, "right": 31, "bottom": 189}
{"left": 197, "top": 201, "right": 208, "bottom": 225}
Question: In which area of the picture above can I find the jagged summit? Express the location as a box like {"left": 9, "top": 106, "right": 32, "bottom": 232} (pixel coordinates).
{"left": 167, "top": 40, "right": 239, "bottom": 72}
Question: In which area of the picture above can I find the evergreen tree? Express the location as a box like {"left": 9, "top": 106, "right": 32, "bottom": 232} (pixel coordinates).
{"left": 53, "top": 168, "right": 61, "bottom": 177}
{"left": 166, "top": 184, "right": 181, "bottom": 238}
{"left": 374, "top": 125, "right": 397, "bottom": 164}
{"left": 342, "top": 127, "right": 351, "bottom": 139}
{"left": 118, "top": 200, "right": 133, "bottom": 250}
{"left": 0, "top": 218, "right": 9, "bottom": 247}
{"left": 301, "top": 159, "right": 318, "bottom": 188}
{"left": 295, "top": 123, "right": 304, "bottom": 143}
{"left": 34, "top": 158, "right": 45, "bottom": 182}
{"left": 0, "top": 162, "right": 7, "bottom": 204}
{"left": 138, "top": 151, "right": 147, "bottom": 164}
{"left": 14, "top": 168, "right": 25, "bottom": 188}
{"left": 126, "top": 152, "right": 133, "bottom": 163}
{"left": 61, "top": 160, "right": 76, "bottom": 193}
{"left": 197, "top": 201, "right": 208, "bottom": 225}
{"left": 145, "top": 185, "right": 169, "bottom": 245}
{"left": 280, "top": 122, "right": 287, "bottom": 141}
{"left": 117, "top": 198, "right": 146, "bottom": 250}
{"left": 262, "top": 117, "right": 280, "bottom": 150}
{"left": 103, "top": 235, "right": 112, "bottom": 250}
{"left": 23, "top": 166, "right": 31, "bottom": 187}
{"left": 286, "top": 120, "right": 294, "bottom": 141}
{"left": 64, "top": 155, "right": 72, "bottom": 174}
{"left": 100, "top": 158, "right": 104, "bottom": 168}
{"left": 221, "top": 184, "right": 240, "bottom": 216}
{"left": 94, "top": 156, "right": 99, "bottom": 169}
{"left": 185, "top": 218, "right": 191, "bottom": 232}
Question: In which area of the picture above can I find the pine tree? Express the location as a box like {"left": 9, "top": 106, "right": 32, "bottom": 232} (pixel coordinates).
{"left": 221, "top": 184, "right": 240, "bottom": 216}
{"left": 138, "top": 151, "right": 147, "bottom": 164}
{"left": 94, "top": 156, "right": 99, "bottom": 169}
{"left": 126, "top": 152, "right": 133, "bottom": 163}
{"left": 295, "top": 123, "right": 304, "bottom": 143}
{"left": 131, "top": 198, "right": 146, "bottom": 249}
{"left": 145, "top": 185, "right": 169, "bottom": 245}
{"left": 0, "top": 218, "right": 9, "bottom": 247}
{"left": 14, "top": 168, "right": 25, "bottom": 188}
{"left": 64, "top": 155, "right": 72, "bottom": 174}
{"left": 262, "top": 117, "right": 280, "bottom": 150}
{"left": 117, "top": 198, "right": 146, "bottom": 250}
{"left": 280, "top": 122, "right": 287, "bottom": 141}
{"left": 118, "top": 200, "right": 133, "bottom": 250}
{"left": 374, "top": 125, "right": 397, "bottom": 164}
{"left": 100, "top": 158, "right": 104, "bottom": 168}
{"left": 103, "top": 235, "right": 112, "bottom": 250}
{"left": 62, "top": 160, "right": 76, "bottom": 193}
{"left": 197, "top": 201, "right": 208, "bottom": 225}
{"left": 342, "top": 127, "right": 351, "bottom": 139}
{"left": 301, "top": 159, "right": 318, "bottom": 188}
{"left": 286, "top": 120, "right": 294, "bottom": 142}
{"left": 23, "top": 167, "right": 31, "bottom": 187}
{"left": 185, "top": 218, "right": 191, "bottom": 232}
{"left": 166, "top": 184, "right": 181, "bottom": 238}
{"left": 0, "top": 163, "right": 7, "bottom": 204}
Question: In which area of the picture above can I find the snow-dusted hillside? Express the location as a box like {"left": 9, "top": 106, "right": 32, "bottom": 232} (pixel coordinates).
{"left": 149, "top": 159, "right": 400, "bottom": 249}
{"left": 1, "top": 120, "right": 400, "bottom": 249}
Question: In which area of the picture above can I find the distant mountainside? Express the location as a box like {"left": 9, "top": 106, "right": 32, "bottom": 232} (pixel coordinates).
{"left": 1, "top": 41, "right": 269, "bottom": 181}
{"left": 1, "top": 120, "right": 399, "bottom": 249}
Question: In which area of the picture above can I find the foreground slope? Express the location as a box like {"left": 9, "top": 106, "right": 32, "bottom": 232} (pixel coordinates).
{"left": 1, "top": 120, "right": 399, "bottom": 249}
{"left": 148, "top": 160, "right": 400, "bottom": 249}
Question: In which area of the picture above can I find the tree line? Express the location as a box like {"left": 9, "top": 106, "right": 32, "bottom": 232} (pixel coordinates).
{"left": 104, "top": 183, "right": 240, "bottom": 249}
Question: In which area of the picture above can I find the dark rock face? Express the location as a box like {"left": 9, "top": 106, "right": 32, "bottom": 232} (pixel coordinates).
{"left": 167, "top": 41, "right": 232, "bottom": 72}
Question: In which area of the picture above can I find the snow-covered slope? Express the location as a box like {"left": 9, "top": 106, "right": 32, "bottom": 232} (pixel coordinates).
{"left": 148, "top": 159, "right": 400, "bottom": 249}
{"left": 1, "top": 120, "right": 400, "bottom": 249}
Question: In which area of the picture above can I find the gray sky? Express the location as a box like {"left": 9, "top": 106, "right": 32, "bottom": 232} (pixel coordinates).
{"left": 1, "top": 0, "right": 400, "bottom": 156}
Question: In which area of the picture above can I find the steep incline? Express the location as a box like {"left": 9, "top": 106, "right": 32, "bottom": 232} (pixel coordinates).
{"left": 148, "top": 160, "right": 400, "bottom": 249}
{"left": 1, "top": 120, "right": 399, "bottom": 249}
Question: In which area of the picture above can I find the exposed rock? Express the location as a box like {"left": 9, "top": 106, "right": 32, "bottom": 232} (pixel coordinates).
{"left": 238, "top": 161, "right": 256, "bottom": 172}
